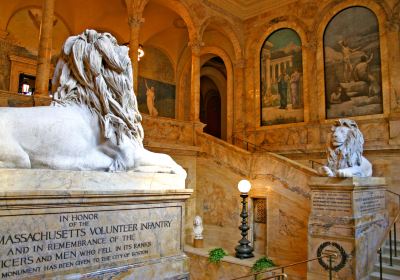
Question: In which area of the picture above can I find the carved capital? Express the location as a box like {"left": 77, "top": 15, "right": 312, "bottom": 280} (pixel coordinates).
{"left": 304, "top": 40, "right": 317, "bottom": 52}
{"left": 129, "top": 16, "right": 145, "bottom": 28}
{"left": 386, "top": 16, "right": 400, "bottom": 32}
{"left": 188, "top": 40, "right": 204, "bottom": 55}
{"left": 235, "top": 59, "right": 246, "bottom": 68}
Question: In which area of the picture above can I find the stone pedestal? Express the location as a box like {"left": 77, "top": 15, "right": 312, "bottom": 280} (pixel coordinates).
{"left": 307, "top": 177, "right": 388, "bottom": 280}
{"left": 0, "top": 169, "right": 192, "bottom": 279}
{"left": 193, "top": 238, "right": 204, "bottom": 248}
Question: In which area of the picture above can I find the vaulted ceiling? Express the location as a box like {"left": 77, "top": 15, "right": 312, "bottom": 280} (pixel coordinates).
{"left": 208, "top": 0, "right": 297, "bottom": 19}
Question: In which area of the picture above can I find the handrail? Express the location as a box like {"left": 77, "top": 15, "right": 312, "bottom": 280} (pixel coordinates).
{"left": 233, "top": 136, "right": 270, "bottom": 153}
{"left": 232, "top": 136, "right": 322, "bottom": 170}
{"left": 386, "top": 189, "right": 400, "bottom": 198}
{"left": 376, "top": 212, "right": 400, "bottom": 254}
{"left": 231, "top": 253, "right": 337, "bottom": 280}
{"left": 260, "top": 274, "right": 288, "bottom": 280}
{"left": 375, "top": 189, "right": 400, "bottom": 279}
{"left": 309, "top": 160, "right": 324, "bottom": 169}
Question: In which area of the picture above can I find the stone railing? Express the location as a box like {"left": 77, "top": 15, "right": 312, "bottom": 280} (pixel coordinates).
{"left": 0, "top": 90, "right": 34, "bottom": 107}
{"left": 142, "top": 116, "right": 203, "bottom": 147}
{"left": 195, "top": 131, "right": 318, "bottom": 278}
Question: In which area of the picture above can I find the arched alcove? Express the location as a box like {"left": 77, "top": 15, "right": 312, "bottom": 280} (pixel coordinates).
{"left": 200, "top": 56, "right": 227, "bottom": 140}
{"left": 6, "top": 7, "right": 70, "bottom": 56}
{"left": 200, "top": 76, "right": 221, "bottom": 139}
{"left": 140, "top": 0, "right": 194, "bottom": 119}
{"left": 323, "top": 6, "right": 383, "bottom": 119}
{"left": 260, "top": 28, "right": 304, "bottom": 126}
{"left": 138, "top": 46, "right": 175, "bottom": 118}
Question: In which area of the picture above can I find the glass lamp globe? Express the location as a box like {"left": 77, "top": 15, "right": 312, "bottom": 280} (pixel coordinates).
{"left": 238, "top": 179, "right": 251, "bottom": 193}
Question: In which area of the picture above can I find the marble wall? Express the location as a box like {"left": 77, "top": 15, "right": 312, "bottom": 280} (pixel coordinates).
{"left": 186, "top": 252, "right": 251, "bottom": 280}
{"left": 240, "top": 0, "right": 400, "bottom": 189}
{"left": 195, "top": 132, "right": 317, "bottom": 279}
{"left": 0, "top": 39, "right": 36, "bottom": 91}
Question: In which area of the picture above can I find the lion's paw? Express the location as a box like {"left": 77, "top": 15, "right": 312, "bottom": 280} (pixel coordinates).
{"left": 318, "top": 166, "right": 334, "bottom": 177}
{"left": 107, "top": 157, "right": 126, "bottom": 172}
{"left": 336, "top": 169, "right": 353, "bottom": 178}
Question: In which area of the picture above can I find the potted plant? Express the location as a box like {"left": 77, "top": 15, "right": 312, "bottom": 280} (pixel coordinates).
{"left": 208, "top": 248, "right": 228, "bottom": 264}
{"left": 251, "top": 256, "right": 275, "bottom": 272}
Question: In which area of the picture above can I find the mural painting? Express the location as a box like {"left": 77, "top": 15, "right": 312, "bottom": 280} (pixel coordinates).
{"left": 137, "top": 76, "right": 175, "bottom": 118}
{"left": 137, "top": 46, "right": 176, "bottom": 118}
{"left": 260, "top": 28, "right": 304, "bottom": 126}
{"left": 324, "top": 7, "right": 383, "bottom": 119}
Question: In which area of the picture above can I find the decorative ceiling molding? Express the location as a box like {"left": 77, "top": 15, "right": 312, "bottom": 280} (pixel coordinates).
{"left": 207, "top": 0, "right": 297, "bottom": 19}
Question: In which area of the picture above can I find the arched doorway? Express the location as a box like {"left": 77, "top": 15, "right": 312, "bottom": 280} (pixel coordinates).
{"left": 200, "top": 82, "right": 221, "bottom": 138}
{"left": 200, "top": 56, "right": 226, "bottom": 139}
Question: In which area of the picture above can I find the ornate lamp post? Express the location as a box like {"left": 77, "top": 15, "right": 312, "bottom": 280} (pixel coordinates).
{"left": 235, "top": 179, "right": 254, "bottom": 259}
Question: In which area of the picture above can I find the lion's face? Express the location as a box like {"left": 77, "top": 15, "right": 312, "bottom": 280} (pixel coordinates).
{"left": 331, "top": 126, "right": 350, "bottom": 147}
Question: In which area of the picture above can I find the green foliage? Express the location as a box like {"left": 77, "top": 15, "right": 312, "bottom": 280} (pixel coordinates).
{"left": 208, "top": 248, "right": 228, "bottom": 264}
{"left": 251, "top": 257, "right": 275, "bottom": 272}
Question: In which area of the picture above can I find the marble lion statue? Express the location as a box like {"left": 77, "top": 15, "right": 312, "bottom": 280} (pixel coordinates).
{"left": 0, "top": 30, "right": 185, "bottom": 176}
{"left": 318, "top": 119, "right": 372, "bottom": 177}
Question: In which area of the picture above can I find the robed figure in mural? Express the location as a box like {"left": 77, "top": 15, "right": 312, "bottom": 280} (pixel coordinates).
{"left": 278, "top": 70, "right": 289, "bottom": 109}
{"left": 290, "top": 69, "right": 301, "bottom": 109}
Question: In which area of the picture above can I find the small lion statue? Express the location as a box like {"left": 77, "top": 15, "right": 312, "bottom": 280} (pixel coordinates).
{"left": 318, "top": 119, "right": 372, "bottom": 178}
{"left": 0, "top": 30, "right": 185, "bottom": 176}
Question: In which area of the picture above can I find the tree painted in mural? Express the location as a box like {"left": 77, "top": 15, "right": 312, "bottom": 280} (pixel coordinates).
{"left": 324, "top": 6, "right": 383, "bottom": 119}
{"left": 260, "top": 28, "right": 304, "bottom": 126}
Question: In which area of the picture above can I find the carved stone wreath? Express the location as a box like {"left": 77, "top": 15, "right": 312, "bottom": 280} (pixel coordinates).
{"left": 317, "top": 241, "right": 347, "bottom": 272}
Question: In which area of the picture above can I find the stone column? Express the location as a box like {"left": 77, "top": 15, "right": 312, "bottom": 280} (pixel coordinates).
{"left": 385, "top": 19, "right": 400, "bottom": 115}
{"left": 35, "top": 0, "right": 55, "bottom": 101}
{"left": 233, "top": 59, "right": 246, "bottom": 136}
{"left": 304, "top": 38, "right": 319, "bottom": 122}
{"left": 128, "top": 15, "right": 144, "bottom": 94}
{"left": 271, "top": 63, "right": 275, "bottom": 83}
{"left": 307, "top": 177, "right": 388, "bottom": 280}
{"left": 189, "top": 40, "right": 203, "bottom": 122}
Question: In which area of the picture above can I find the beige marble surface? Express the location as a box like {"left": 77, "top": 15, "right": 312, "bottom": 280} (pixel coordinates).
{"left": 0, "top": 168, "right": 186, "bottom": 196}
{"left": 195, "top": 133, "right": 316, "bottom": 279}
{"left": 0, "top": 168, "right": 192, "bottom": 279}
{"left": 308, "top": 177, "right": 388, "bottom": 280}
{"left": 309, "top": 176, "right": 386, "bottom": 188}
{"left": 186, "top": 251, "right": 251, "bottom": 280}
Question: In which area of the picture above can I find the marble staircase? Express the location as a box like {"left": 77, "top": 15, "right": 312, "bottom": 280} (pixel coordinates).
{"left": 370, "top": 240, "right": 400, "bottom": 280}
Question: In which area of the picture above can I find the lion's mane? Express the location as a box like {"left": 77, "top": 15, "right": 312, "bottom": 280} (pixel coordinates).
{"left": 51, "top": 29, "right": 143, "bottom": 146}
{"left": 326, "top": 119, "right": 364, "bottom": 172}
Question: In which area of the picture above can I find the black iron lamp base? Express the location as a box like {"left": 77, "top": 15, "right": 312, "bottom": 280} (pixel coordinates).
{"left": 235, "top": 193, "right": 254, "bottom": 259}
{"left": 235, "top": 244, "right": 254, "bottom": 259}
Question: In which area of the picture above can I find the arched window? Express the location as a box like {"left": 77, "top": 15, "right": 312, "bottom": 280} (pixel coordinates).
{"left": 260, "top": 28, "right": 304, "bottom": 126}
{"left": 323, "top": 6, "right": 383, "bottom": 119}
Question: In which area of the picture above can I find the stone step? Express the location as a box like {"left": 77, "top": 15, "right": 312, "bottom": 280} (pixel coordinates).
{"left": 373, "top": 263, "right": 400, "bottom": 276}
{"left": 380, "top": 255, "right": 400, "bottom": 266}
{"left": 370, "top": 271, "right": 400, "bottom": 280}
{"left": 385, "top": 240, "right": 400, "bottom": 246}
{"left": 383, "top": 245, "right": 400, "bottom": 255}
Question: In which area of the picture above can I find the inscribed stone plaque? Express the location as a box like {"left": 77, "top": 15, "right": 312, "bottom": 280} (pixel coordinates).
{"left": 353, "top": 190, "right": 385, "bottom": 216}
{"left": 312, "top": 191, "right": 352, "bottom": 214}
{"left": 0, "top": 204, "right": 182, "bottom": 279}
